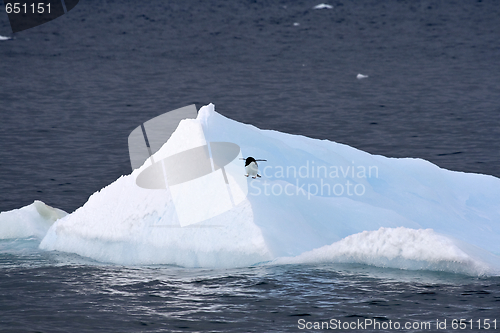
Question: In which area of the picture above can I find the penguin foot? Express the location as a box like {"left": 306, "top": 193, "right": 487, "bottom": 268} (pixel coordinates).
{"left": 257, "top": 174, "right": 261, "bottom": 178}
{"left": 252, "top": 176, "right": 257, "bottom": 179}
{"left": 245, "top": 174, "right": 249, "bottom": 177}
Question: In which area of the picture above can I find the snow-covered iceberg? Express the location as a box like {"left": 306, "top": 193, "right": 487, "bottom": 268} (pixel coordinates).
{"left": 4, "top": 103, "right": 500, "bottom": 274}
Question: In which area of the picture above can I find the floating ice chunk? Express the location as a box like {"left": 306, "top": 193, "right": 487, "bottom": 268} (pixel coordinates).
{"left": 0, "top": 201, "right": 67, "bottom": 239}
{"left": 0, "top": 35, "right": 12, "bottom": 41}
{"left": 293, "top": 22, "right": 300, "bottom": 26}
{"left": 313, "top": 3, "right": 333, "bottom": 9}
{"left": 357, "top": 73, "right": 369, "bottom": 79}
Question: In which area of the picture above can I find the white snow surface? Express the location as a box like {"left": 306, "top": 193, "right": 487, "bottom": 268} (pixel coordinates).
{"left": 274, "top": 227, "right": 495, "bottom": 275}
{"left": 3, "top": 103, "right": 500, "bottom": 273}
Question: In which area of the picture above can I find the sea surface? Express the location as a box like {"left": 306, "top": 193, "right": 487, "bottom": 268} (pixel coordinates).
{"left": 1, "top": 0, "right": 500, "bottom": 332}
{"left": 1, "top": 240, "right": 500, "bottom": 332}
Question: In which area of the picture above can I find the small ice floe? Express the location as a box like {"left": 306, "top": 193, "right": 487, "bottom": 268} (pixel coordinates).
{"left": 356, "top": 73, "right": 369, "bottom": 79}
{"left": 313, "top": 3, "right": 333, "bottom": 9}
{"left": 0, "top": 35, "right": 12, "bottom": 41}
{"left": 293, "top": 22, "right": 300, "bottom": 26}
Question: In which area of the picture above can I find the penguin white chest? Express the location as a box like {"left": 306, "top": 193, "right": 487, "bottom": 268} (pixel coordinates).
{"left": 245, "top": 162, "right": 259, "bottom": 177}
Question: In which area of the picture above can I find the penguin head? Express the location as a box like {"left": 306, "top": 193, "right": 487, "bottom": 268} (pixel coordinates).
{"left": 245, "top": 157, "right": 257, "bottom": 166}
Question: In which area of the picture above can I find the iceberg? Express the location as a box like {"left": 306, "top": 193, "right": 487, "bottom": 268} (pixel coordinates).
{"left": 8, "top": 103, "right": 500, "bottom": 273}
{"left": 0, "top": 201, "right": 67, "bottom": 240}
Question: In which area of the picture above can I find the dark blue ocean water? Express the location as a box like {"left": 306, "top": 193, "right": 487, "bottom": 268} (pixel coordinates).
{"left": 1, "top": 0, "right": 500, "bottom": 332}
{"left": 1, "top": 239, "right": 500, "bottom": 333}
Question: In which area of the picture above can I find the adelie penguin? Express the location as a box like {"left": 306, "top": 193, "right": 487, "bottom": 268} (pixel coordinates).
{"left": 241, "top": 157, "right": 267, "bottom": 179}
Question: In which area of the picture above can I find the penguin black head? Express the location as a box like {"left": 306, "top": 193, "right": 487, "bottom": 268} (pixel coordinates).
{"left": 244, "top": 157, "right": 257, "bottom": 166}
